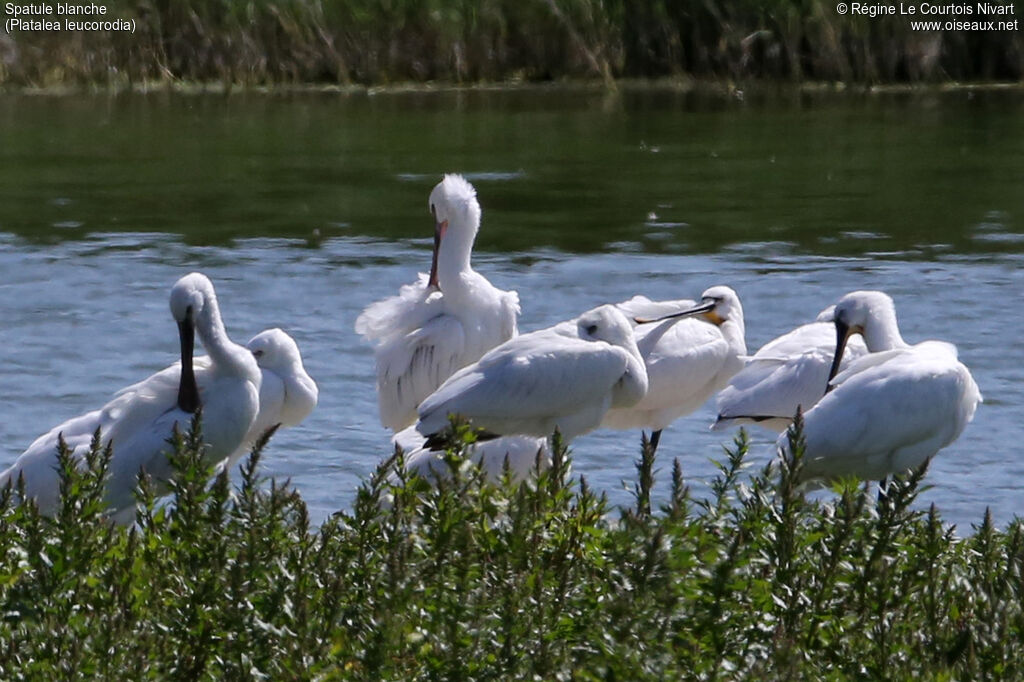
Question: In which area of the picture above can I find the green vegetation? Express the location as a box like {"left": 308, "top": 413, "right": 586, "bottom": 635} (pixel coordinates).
{"left": 3, "top": 0, "right": 1021, "bottom": 88}
{"left": 2, "top": 415, "right": 1024, "bottom": 679}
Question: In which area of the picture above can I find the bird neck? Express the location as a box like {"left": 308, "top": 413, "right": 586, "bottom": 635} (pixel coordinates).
{"left": 195, "top": 296, "right": 258, "bottom": 379}
{"left": 863, "top": 310, "right": 908, "bottom": 352}
{"left": 280, "top": 372, "right": 318, "bottom": 426}
{"left": 721, "top": 318, "right": 748, "bottom": 356}
{"left": 611, "top": 338, "right": 649, "bottom": 408}
{"left": 436, "top": 222, "right": 476, "bottom": 292}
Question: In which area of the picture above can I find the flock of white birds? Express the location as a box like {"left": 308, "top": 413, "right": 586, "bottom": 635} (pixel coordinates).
{"left": 363, "top": 175, "right": 981, "bottom": 492}
{"left": 0, "top": 174, "right": 983, "bottom": 521}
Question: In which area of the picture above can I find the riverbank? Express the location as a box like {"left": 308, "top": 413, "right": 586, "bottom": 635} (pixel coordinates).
{"left": 6, "top": 74, "right": 1024, "bottom": 99}
{"left": 1, "top": 0, "right": 1021, "bottom": 89}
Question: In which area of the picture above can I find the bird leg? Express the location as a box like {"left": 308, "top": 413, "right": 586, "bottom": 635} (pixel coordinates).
{"left": 876, "top": 476, "right": 889, "bottom": 505}
{"left": 648, "top": 429, "right": 662, "bottom": 455}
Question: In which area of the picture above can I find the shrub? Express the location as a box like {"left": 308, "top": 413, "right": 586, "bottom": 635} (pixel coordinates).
{"left": 1, "top": 415, "right": 1021, "bottom": 679}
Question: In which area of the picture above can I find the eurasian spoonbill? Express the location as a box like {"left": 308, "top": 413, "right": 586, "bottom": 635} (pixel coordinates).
{"left": 602, "top": 286, "right": 746, "bottom": 454}
{"left": 713, "top": 305, "right": 868, "bottom": 433}
{"left": 213, "top": 328, "right": 318, "bottom": 474}
{"left": 1, "top": 273, "right": 261, "bottom": 522}
{"left": 779, "top": 290, "right": 982, "bottom": 485}
{"left": 356, "top": 174, "right": 520, "bottom": 431}
{"left": 415, "top": 304, "right": 647, "bottom": 442}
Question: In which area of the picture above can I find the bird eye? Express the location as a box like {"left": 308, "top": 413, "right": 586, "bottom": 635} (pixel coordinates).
{"left": 586, "top": 324, "right": 598, "bottom": 335}
{"left": 252, "top": 349, "right": 264, "bottom": 359}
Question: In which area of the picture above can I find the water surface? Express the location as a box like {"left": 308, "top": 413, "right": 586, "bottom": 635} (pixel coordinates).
{"left": 1, "top": 86, "right": 1021, "bottom": 529}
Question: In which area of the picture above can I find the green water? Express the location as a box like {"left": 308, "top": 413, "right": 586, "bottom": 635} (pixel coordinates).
{"left": 2, "top": 86, "right": 1022, "bottom": 255}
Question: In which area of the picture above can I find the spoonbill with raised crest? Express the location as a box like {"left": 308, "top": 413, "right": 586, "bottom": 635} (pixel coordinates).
{"left": 356, "top": 174, "right": 520, "bottom": 431}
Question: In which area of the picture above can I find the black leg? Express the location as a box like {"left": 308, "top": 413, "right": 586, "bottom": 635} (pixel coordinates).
{"left": 649, "top": 429, "right": 662, "bottom": 455}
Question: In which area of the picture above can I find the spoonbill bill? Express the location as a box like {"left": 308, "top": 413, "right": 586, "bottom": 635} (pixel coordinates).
{"left": 779, "top": 290, "right": 982, "bottom": 485}
{"left": 356, "top": 174, "right": 520, "bottom": 431}
{"left": 1, "top": 273, "right": 261, "bottom": 521}
{"left": 415, "top": 304, "right": 647, "bottom": 442}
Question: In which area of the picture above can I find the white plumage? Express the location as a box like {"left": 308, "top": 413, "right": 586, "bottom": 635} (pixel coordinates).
{"left": 602, "top": 286, "right": 746, "bottom": 452}
{"left": 356, "top": 174, "right": 520, "bottom": 431}
{"left": 1, "top": 273, "right": 261, "bottom": 522}
{"left": 216, "top": 328, "right": 318, "bottom": 473}
{"left": 391, "top": 425, "right": 548, "bottom": 485}
{"left": 416, "top": 304, "right": 648, "bottom": 441}
{"left": 106, "top": 328, "right": 319, "bottom": 476}
{"left": 779, "top": 290, "right": 982, "bottom": 484}
{"left": 714, "top": 305, "right": 868, "bottom": 433}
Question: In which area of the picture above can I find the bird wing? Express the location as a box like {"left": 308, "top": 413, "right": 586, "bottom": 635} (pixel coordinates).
{"left": 392, "top": 424, "right": 427, "bottom": 453}
{"left": 8, "top": 352, "right": 259, "bottom": 517}
{"left": 250, "top": 370, "right": 288, "bottom": 440}
{"left": 417, "top": 331, "right": 631, "bottom": 436}
{"left": 372, "top": 311, "right": 467, "bottom": 430}
{"left": 753, "top": 322, "right": 867, "bottom": 364}
{"left": 755, "top": 322, "right": 835, "bottom": 360}
{"left": 7, "top": 352, "right": 214, "bottom": 482}
{"left": 716, "top": 324, "right": 870, "bottom": 424}
{"left": 828, "top": 345, "right": 909, "bottom": 388}
{"left": 17, "top": 409, "right": 104, "bottom": 464}
{"left": 792, "top": 349, "right": 980, "bottom": 482}
{"left": 716, "top": 348, "right": 834, "bottom": 422}
{"left": 279, "top": 370, "right": 319, "bottom": 428}
{"left": 5, "top": 360, "right": 193, "bottom": 514}
{"left": 636, "top": 319, "right": 730, "bottom": 410}
{"left": 497, "top": 288, "right": 521, "bottom": 340}
{"left": 354, "top": 273, "right": 441, "bottom": 343}
{"left": 399, "top": 435, "right": 547, "bottom": 485}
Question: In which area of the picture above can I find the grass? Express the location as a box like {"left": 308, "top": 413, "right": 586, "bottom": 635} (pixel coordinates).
{"left": 2, "top": 0, "right": 1021, "bottom": 88}
{"left": 1, "top": 414, "right": 1023, "bottom": 679}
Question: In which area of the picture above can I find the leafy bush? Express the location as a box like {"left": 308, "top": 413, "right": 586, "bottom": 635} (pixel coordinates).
{"left": 1, "top": 414, "right": 1022, "bottom": 679}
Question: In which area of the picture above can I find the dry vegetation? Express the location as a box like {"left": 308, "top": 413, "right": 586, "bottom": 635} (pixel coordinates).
{"left": 2, "top": 0, "right": 1021, "bottom": 88}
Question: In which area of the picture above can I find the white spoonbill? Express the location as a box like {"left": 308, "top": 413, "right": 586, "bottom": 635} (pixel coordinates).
{"left": 391, "top": 425, "right": 548, "bottom": 485}
{"left": 215, "top": 328, "right": 319, "bottom": 474}
{"left": 416, "top": 304, "right": 647, "bottom": 442}
{"left": 713, "top": 305, "right": 868, "bottom": 433}
{"left": 1, "top": 273, "right": 261, "bottom": 521}
{"left": 779, "top": 290, "right": 982, "bottom": 485}
{"left": 107, "top": 328, "right": 318, "bottom": 477}
{"left": 355, "top": 174, "right": 520, "bottom": 431}
{"left": 602, "top": 286, "right": 746, "bottom": 454}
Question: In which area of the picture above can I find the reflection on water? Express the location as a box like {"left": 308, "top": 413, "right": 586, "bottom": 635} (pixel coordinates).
{"left": 0, "top": 87, "right": 1021, "bottom": 529}
{"left": 2, "top": 86, "right": 1022, "bottom": 255}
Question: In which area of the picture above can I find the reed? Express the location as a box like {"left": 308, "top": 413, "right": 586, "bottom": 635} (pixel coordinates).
{"left": 2, "top": 0, "right": 1020, "bottom": 88}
